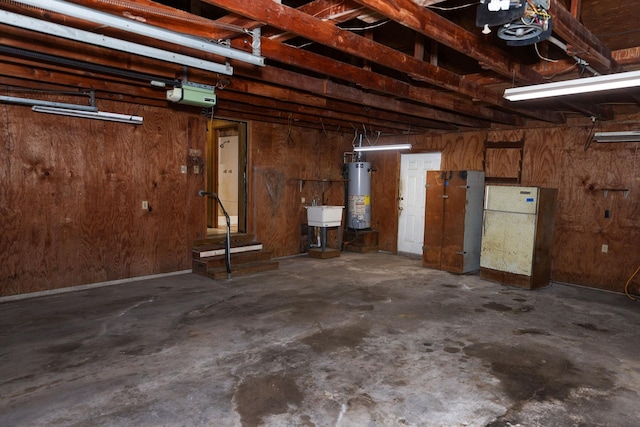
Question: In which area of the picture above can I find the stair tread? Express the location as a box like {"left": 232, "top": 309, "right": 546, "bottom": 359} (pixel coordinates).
{"left": 193, "top": 240, "right": 262, "bottom": 252}
{"left": 192, "top": 251, "right": 273, "bottom": 270}
{"left": 193, "top": 234, "right": 256, "bottom": 247}
{"left": 193, "top": 242, "right": 263, "bottom": 259}
{"left": 205, "top": 260, "right": 280, "bottom": 279}
{"left": 194, "top": 250, "right": 272, "bottom": 262}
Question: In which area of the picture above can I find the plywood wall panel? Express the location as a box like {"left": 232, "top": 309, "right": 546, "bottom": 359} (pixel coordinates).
{"left": 248, "top": 122, "right": 351, "bottom": 257}
{"left": 0, "top": 100, "right": 206, "bottom": 296}
{"left": 520, "top": 127, "right": 563, "bottom": 186}
{"left": 360, "top": 122, "right": 640, "bottom": 294}
{"left": 440, "top": 132, "right": 485, "bottom": 171}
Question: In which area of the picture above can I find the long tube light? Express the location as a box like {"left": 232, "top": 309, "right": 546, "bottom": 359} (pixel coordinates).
{"left": 1, "top": 10, "right": 233, "bottom": 75}
{"left": 11, "top": 0, "right": 264, "bottom": 67}
{"left": 0, "top": 95, "right": 97, "bottom": 111}
{"left": 504, "top": 70, "right": 640, "bottom": 101}
{"left": 354, "top": 144, "right": 412, "bottom": 152}
{"left": 32, "top": 106, "right": 143, "bottom": 125}
{"left": 592, "top": 131, "right": 640, "bottom": 143}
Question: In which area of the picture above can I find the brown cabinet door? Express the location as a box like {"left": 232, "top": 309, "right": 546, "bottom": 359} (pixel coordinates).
{"left": 423, "top": 171, "right": 445, "bottom": 269}
{"left": 423, "top": 171, "right": 468, "bottom": 273}
{"left": 440, "top": 171, "right": 468, "bottom": 272}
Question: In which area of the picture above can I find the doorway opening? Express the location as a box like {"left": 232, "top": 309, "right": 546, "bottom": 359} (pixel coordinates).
{"left": 207, "top": 118, "right": 247, "bottom": 236}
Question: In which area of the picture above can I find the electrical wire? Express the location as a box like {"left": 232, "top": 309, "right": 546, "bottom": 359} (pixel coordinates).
{"left": 583, "top": 118, "right": 597, "bottom": 151}
{"left": 340, "top": 20, "right": 390, "bottom": 31}
{"left": 427, "top": 1, "right": 479, "bottom": 11}
{"left": 534, "top": 43, "right": 558, "bottom": 63}
{"left": 624, "top": 265, "right": 640, "bottom": 301}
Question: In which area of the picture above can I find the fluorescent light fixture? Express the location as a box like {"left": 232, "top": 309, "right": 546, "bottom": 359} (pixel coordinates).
{"left": 354, "top": 144, "right": 412, "bottom": 152}
{"left": 1, "top": 10, "right": 233, "bottom": 75}
{"left": 11, "top": 0, "right": 264, "bottom": 67}
{"left": 0, "top": 95, "right": 97, "bottom": 111}
{"left": 504, "top": 70, "right": 640, "bottom": 101}
{"left": 32, "top": 106, "right": 143, "bottom": 125}
{"left": 592, "top": 131, "right": 640, "bottom": 143}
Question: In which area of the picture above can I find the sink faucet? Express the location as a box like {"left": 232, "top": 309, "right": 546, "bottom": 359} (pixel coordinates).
{"left": 311, "top": 196, "right": 320, "bottom": 206}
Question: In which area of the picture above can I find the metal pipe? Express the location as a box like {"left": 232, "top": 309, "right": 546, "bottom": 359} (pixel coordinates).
{"left": 547, "top": 36, "right": 600, "bottom": 76}
{"left": 198, "top": 190, "right": 232, "bottom": 278}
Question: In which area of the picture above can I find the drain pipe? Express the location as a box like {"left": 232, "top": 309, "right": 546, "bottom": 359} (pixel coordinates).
{"left": 547, "top": 36, "right": 600, "bottom": 76}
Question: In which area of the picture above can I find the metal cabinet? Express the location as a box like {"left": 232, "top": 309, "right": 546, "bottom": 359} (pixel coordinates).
{"left": 480, "top": 185, "right": 558, "bottom": 289}
{"left": 422, "top": 170, "right": 485, "bottom": 273}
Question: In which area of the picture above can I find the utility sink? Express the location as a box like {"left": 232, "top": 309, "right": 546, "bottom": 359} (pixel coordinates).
{"left": 306, "top": 205, "right": 344, "bottom": 227}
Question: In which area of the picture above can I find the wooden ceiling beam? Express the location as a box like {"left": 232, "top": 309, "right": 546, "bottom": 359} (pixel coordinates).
{"left": 56, "top": 0, "right": 499, "bottom": 126}
{"left": 352, "top": 0, "right": 610, "bottom": 120}
{"left": 0, "top": 36, "right": 454, "bottom": 132}
{"left": 352, "top": 0, "right": 546, "bottom": 85}
{"left": 202, "top": 0, "right": 564, "bottom": 124}
{"left": 223, "top": 81, "right": 455, "bottom": 131}
{"left": 36, "top": 0, "right": 542, "bottom": 125}
{"left": 0, "top": 59, "right": 165, "bottom": 101}
{"left": 216, "top": 96, "right": 431, "bottom": 134}
{"left": 252, "top": 38, "right": 515, "bottom": 126}
{"left": 612, "top": 47, "right": 640, "bottom": 67}
{"left": 549, "top": 0, "right": 620, "bottom": 74}
{"left": 263, "top": 0, "right": 369, "bottom": 42}
{"left": 236, "top": 65, "right": 489, "bottom": 129}
{"left": 0, "top": 4, "right": 476, "bottom": 128}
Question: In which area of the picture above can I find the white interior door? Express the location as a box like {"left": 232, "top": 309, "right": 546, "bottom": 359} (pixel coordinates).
{"left": 397, "top": 152, "right": 442, "bottom": 254}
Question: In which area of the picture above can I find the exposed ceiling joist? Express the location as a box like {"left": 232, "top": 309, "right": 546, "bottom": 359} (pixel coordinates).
{"left": 1, "top": 0, "right": 638, "bottom": 134}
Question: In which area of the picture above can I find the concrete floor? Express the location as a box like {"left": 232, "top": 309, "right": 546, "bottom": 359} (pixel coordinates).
{"left": 1, "top": 252, "right": 639, "bottom": 427}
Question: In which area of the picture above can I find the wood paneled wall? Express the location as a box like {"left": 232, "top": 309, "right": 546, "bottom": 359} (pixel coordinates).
{"left": 2, "top": 96, "right": 639, "bottom": 296}
{"left": 369, "top": 118, "right": 640, "bottom": 294}
{"left": 0, "top": 100, "right": 207, "bottom": 296}
{"left": 247, "top": 122, "right": 352, "bottom": 257}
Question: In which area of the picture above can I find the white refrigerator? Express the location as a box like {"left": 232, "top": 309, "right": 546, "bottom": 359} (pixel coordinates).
{"left": 480, "top": 185, "right": 557, "bottom": 289}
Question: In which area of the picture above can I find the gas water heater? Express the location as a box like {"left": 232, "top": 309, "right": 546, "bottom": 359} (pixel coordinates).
{"left": 347, "top": 162, "right": 371, "bottom": 229}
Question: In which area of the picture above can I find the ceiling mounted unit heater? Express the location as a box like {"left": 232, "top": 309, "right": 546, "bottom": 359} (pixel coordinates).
{"left": 592, "top": 131, "right": 640, "bottom": 143}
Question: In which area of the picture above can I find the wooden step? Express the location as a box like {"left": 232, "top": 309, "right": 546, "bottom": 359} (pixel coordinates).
{"left": 192, "top": 241, "right": 263, "bottom": 259}
{"left": 203, "top": 260, "right": 280, "bottom": 279}
{"left": 192, "top": 250, "right": 274, "bottom": 274}
{"left": 193, "top": 233, "right": 256, "bottom": 247}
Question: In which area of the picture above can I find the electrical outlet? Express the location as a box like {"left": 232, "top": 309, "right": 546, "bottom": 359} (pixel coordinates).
{"left": 601, "top": 244, "right": 608, "bottom": 253}
{"left": 142, "top": 201, "right": 148, "bottom": 210}
{"left": 193, "top": 165, "right": 200, "bottom": 174}
{"left": 301, "top": 196, "right": 306, "bottom": 204}
{"left": 181, "top": 165, "right": 187, "bottom": 174}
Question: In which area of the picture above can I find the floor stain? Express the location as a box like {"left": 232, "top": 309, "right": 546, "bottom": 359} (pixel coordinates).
{"left": 512, "top": 329, "right": 550, "bottom": 336}
{"left": 465, "top": 342, "right": 615, "bottom": 407}
{"left": 482, "top": 302, "right": 512, "bottom": 312}
{"left": 575, "top": 322, "right": 609, "bottom": 332}
{"left": 482, "top": 302, "right": 535, "bottom": 314}
{"left": 301, "top": 324, "right": 369, "bottom": 353}
{"left": 42, "top": 342, "right": 83, "bottom": 354}
{"left": 234, "top": 373, "right": 303, "bottom": 427}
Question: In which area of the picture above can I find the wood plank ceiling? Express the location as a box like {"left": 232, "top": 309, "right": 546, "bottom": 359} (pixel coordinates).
{"left": 1, "top": 0, "right": 639, "bottom": 135}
